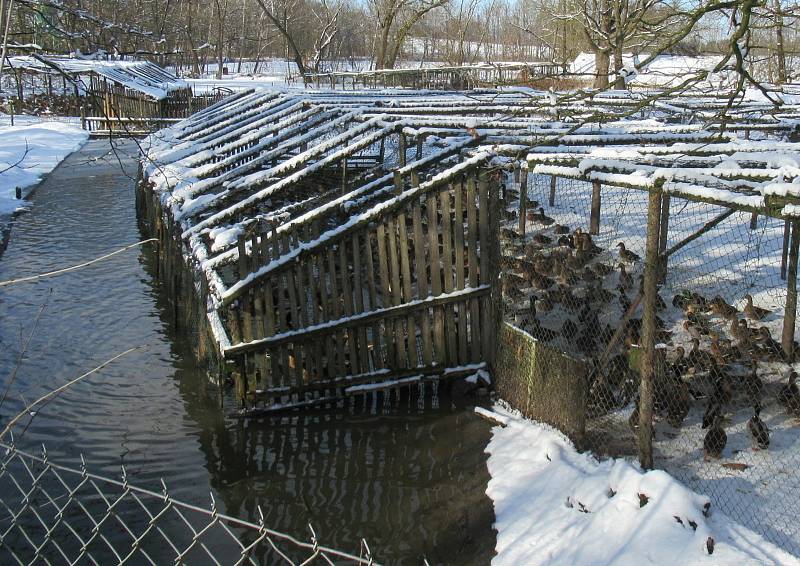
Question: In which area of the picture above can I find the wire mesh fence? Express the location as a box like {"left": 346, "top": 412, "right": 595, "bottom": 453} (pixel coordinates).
{"left": 0, "top": 440, "right": 378, "bottom": 565}
{"left": 498, "top": 168, "right": 800, "bottom": 555}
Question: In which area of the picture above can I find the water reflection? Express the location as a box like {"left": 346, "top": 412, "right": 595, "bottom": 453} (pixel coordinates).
{"left": 0, "top": 140, "right": 495, "bottom": 564}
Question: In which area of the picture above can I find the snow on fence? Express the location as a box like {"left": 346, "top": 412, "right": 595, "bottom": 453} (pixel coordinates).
{"left": 141, "top": 86, "right": 800, "bottom": 554}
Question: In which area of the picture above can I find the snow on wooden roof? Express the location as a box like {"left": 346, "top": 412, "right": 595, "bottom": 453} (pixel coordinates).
{"left": 7, "top": 55, "right": 188, "bottom": 100}
{"left": 142, "top": 89, "right": 800, "bottom": 313}
{"left": 527, "top": 140, "right": 800, "bottom": 215}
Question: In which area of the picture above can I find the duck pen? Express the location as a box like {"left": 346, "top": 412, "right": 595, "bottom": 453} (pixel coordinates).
{"left": 139, "top": 86, "right": 800, "bottom": 554}
{"left": 303, "top": 62, "right": 565, "bottom": 91}
{"left": 497, "top": 135, "right": 800, "bottom": 553}
{"left": 3, "top": 55, "right": 226, "bottom": 134}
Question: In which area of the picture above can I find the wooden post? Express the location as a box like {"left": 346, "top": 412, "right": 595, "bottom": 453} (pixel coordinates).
{"left": 518, "top": 166, "right": 528, "bottom": 237}
{"left": 782, "top": 220, "right": 799, "bottom": 360}
{"left": 638, "top": 187, "right": 663, "bottom": 470}
{"left": 749, "top": 212, "right": 758, "bottom": 230}
{"left": 781, "top": 220, "right": 791, "bottom": 280}
{"left": 398, "top": 134, "right": 406, "bottom": 167}
{"left": 341, "top": 156, "right": 348, "bottom": 194}
{"left": 589, "top": 180, "right": 602, "bottom": 235}
{"left": 657, "top": 193, "right": 670, "bottom": 282}
{"left": 548, "top": 175, "right": 557, "bottom": 207}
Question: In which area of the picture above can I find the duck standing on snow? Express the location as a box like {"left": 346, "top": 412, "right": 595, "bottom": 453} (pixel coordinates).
{"left": 743, "top": 294, "right": 771, "bottom": 321}
{"left": 616, "top": 242, "right": 640, "bottom": 263}
{"left": 748, "top": 405, "right": 770, "bottom": 450}
{"left": 704, "top": 414, "right": 727, "bottom": 459}
{"left": 778, "top": 370, "right": 800, "bottom": 414}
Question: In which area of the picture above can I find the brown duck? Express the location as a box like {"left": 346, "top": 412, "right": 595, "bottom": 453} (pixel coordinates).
{"left": 704, "top": 414, "right": 727, "bottom": 459}
{"left": 617, "top": 242, "right": 640, "bottom": 263}
{"left": 743, "top": 294, "right": 770, "bottom": 321}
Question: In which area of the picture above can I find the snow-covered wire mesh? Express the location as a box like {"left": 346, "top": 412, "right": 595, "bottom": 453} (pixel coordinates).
{"left": 0, "top": 441, "right": 378, "bottom": 565}
{"left": 499, "top": 166, "right": 800, "bottom": 555}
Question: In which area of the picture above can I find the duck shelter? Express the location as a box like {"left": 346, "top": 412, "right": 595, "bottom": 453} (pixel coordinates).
{"left": 140, "top": 86, "right": 800, "bottom": 553}
{"left": 4, "top": 55, "right": 223, "bottom": 134}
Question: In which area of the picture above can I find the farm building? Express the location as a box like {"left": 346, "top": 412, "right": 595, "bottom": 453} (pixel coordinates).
{"left": 3, "top": 55, "right": 224, "bottom": 133}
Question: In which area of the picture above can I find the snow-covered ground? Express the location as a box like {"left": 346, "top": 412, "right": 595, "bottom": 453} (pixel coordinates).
{"left": 483, "top": 404, "right": 800, "bottom": 565}
{"left": 0, "top": 117, "right": 88, "bottom": 219}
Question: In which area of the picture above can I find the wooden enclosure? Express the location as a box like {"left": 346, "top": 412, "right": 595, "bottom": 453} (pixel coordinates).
{"left": 303, "top": 62, "right": 565, "bottom": 90}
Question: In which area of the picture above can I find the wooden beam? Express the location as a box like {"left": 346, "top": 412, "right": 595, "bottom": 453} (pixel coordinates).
{"left": 224, "top": 285, "right": 491, "bottom": 356}
{"left": 639, "top": 188, "right": 663, "bottom": 470}
{"left": 589, "top": 180, "right": 602, "bottom": 235}
{"left": 782, "top": 221, "right": 799, "bottom": 359}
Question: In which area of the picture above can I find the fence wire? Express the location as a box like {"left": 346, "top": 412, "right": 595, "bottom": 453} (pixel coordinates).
{"left": 0, "top": 440, "right": 378, "bottom": 565}
{"left": 499, "top": 169, "right": 800, "bottom": 556}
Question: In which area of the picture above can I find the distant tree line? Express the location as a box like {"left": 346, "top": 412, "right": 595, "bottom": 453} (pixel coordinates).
{"left": 1, "top": 0, "right": 798, "bottom": 84}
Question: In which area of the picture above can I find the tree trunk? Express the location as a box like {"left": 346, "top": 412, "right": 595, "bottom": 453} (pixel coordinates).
{"left": 594, "top": 49, "right": 610, "bottom": 89}
{"left": 774, "top": 0, "right": 787, "bottom": 84}
{"left": 613, "top": 44, "right": 625, "bottom": 89}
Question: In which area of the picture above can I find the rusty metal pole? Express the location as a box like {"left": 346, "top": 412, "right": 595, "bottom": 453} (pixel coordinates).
{"left": 782, "top": 220, "right": 799, "bottom": 359}
{"left": 639, "top": 186, "right": 663, "bottom": 470}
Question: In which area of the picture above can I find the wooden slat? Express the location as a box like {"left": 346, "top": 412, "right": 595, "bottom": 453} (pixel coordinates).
{"left": 427, "top": 192, "right": 446, "bottom": 365}
{"left": 453, "top": 180, "right": 469, "bottom": 364}
{"left": 376, "top": 223, "right": 394, "bottom": 367}
{"left": 467, "top": 174, "right": 482, "bottom": 361}
{"left": 440, "top": 187, "right": 457, "bottom": 365}
{"left": 339, "top": 242, "right": 360, "bottom": 374}
{"left": 352, "top": 232, "right": 370, "bottom": 374}
{"left": 364, "top": 230, "right": 382, "bottom": 370}
{"left": 412, "top": 201, "right": 432, "bottom": 366}
{"left": 386, "top": 217, "right": 408, "bottom": 368}
{"left": 327, "top": 247, "right": 346, "bottom": 377}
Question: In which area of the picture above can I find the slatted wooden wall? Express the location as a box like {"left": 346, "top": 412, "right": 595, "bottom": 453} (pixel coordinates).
{"left": 223, "top": 163, "right": 500, "bottom": 408}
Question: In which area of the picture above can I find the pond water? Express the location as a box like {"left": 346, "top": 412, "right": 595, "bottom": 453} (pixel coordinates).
{"left": 0, "top": 139, "right": 496, "bottom": 564}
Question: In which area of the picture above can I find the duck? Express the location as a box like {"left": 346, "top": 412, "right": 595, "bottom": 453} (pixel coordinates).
{"left": 528, "top": 207, "right": 555, "bottom": 226}
{"left": 500, "top": 227, "right": 519, "bottom": 241}
{"left": 591, "top": 262, "right": 615, "bottom": 277}
{"left": 532, "top": 233, "right": 552, "bottom": 246}
{"left": 748, "top": 406, "right": 770, "bottom": 450}
{"left": 616, "top": 242, "right": 640, "bottom": 263}
{"left": 561, "top": 319, "right": 578, "bottom": 338}
{"left": 682, "top": 320, "right": 704, "bottom": 341}
{"left": 618, "top": 286, "right": 631, "bottom": 312}
{"left": 743, "top": 294, "right": 770, "bottom": 321}
{"left": 704, "top": 414, "right": 727, "bottom": 459}
{"left": 553, "top": 223, "right": 570, "bottom": 235}
{"left": 666, "top": 380, "right": 691, "bottom": 428}
{"left": 743, "top": 365, "right": 763, "bottom": 407}
{"left": 778, "top": 370, "right": 800, "bottom": 414}
{"left": 754, "top": 327, "right": 783, "bottom": 361}
{"left": 618, "top": 263, "right": 633, "bottom": 290}
{"left": 529, "top": 320, "right": 558, "bottom": 342}
{"left": 709, "top": 296, "right": 738, "bottom": 319}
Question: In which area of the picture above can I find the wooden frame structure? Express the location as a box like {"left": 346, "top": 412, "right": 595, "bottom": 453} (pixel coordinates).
{"left": 4, "top": 55, "right": 225, "bottom": 134}
{"left": 303, "top": 62, "right": 565, "bottom": 90}
{"left": 139, "top": 87, "right": 800, "bottom": 418}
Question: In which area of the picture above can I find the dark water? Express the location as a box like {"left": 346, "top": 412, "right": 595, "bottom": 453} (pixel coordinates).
{"left": 0, "top": 140, "right": 495, "bottom": 564}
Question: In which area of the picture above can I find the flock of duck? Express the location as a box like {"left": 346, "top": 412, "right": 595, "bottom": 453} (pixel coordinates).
{"left": 499, "top": 187, "right": 796, "bottom": 460}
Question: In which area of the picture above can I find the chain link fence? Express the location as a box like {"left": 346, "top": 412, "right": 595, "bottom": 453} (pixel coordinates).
{"left": 0, "top": 440, "right": 378, "bottom": 565}
{"left": 498, "top": 169, "right": 800, "bottom": 555}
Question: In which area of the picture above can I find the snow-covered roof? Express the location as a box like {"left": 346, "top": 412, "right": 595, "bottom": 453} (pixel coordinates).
{"left": 6, "top": 55, "right": 188, "bottom": 100}
{"left": 142, "top": 88, "right": 800, "bottom": 320}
